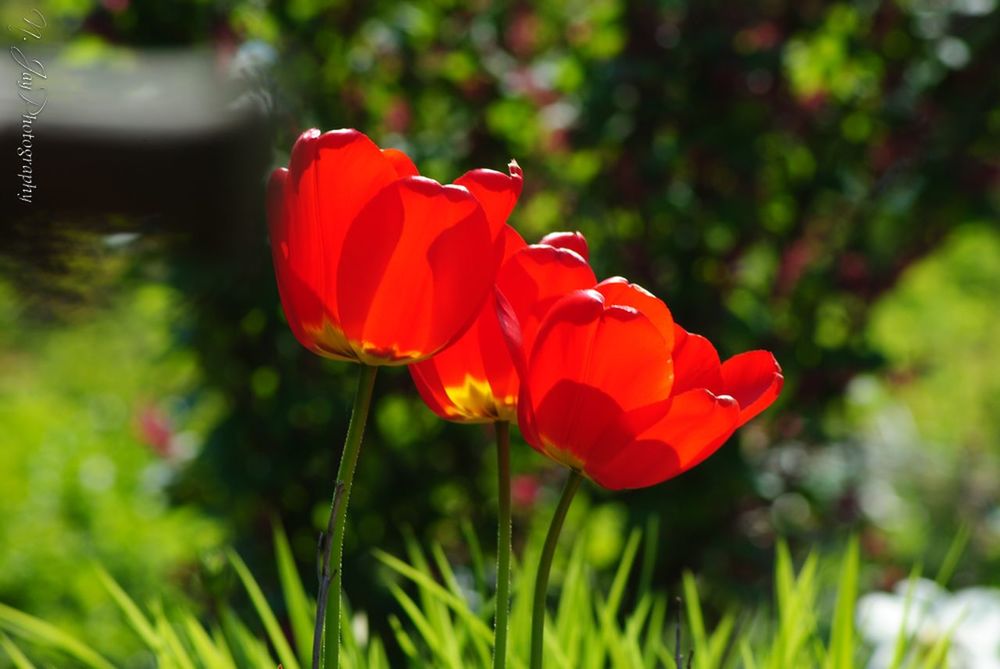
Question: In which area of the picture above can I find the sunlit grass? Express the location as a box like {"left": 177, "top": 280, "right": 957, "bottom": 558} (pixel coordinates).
{"left": 0, "top": 525, "right": 951, "bottom": 669}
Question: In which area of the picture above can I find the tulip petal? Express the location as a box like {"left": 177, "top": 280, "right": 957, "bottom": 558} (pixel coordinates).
{"left": 498, "top": 244, "right": 597, "bottom": 358}
{"left": 409, "top": 355, "right": 454, "bottom": 418}
{"left": 587, "top": 389, "right": 739, "bottom": 490}
{"left": 268, "top": 167, "right": 354, "bottom": 360}
{"left": 337, "top": 176, "right": 496, "bottom": 364}
{"left": 410, "top": 290, "right": 519, "bottom": 422}
{"left": 411, "top": 229, "right": 590, "bottom": 423}
{"left": 284, "top": 129, "right": 399, "bottom": 331}
{"left": 720, "top": 350, "right": 784, "bottom": 425}
{"left": 596, "top": 278, "right": 675, "bottom": 352}
{"left": 499, "top": 225, "right": 528, "bottom": 263}
{"left": 539, "top": 231, "right": 590, "bottom": 261}
{"left": 381, "top": 148, "right": 419, "bottom": 178}
{"left": 455, "top": 161, "right": 524, "bottom": 239}
{"left": 522, "top": 290, "right": 674, "bottom": 468}
{"left": 671, "top": 326, "right": 724, "bottom": 395}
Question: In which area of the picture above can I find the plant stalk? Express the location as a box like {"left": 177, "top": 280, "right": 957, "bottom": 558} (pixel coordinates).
{"left": 492, "top": 420, "right": 512, "bottom": 669}
{"left": 529, "top": 469, "right": 583, "bottom": 669}
{"left": 313, "top": 363, "right": 378, "bottom": 669}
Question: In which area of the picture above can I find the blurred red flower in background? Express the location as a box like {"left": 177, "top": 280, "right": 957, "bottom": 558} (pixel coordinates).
{"left": 502, "top": 278, "right": 783, "bottom": 490}
{"left": 511, "top": 474, "right": 541, "bottom": 509}
{"left": 267, "top": 128, "right": 522, "bottom": 365}
{"left": 410, "top": 232, "right": 596, "bottom": 422}
{"left": 135, "top": 403, "right": 174, "bottom": 458}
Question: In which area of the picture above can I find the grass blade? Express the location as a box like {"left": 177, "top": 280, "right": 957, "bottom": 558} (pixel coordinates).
{"left": 0, "top": 632, "right": 38, "bottom": 669}
{"left": 374, "top": 548, "right": 493, "bottom": 643}
{"left": 934, "top": 523, "right": 970, "bottom": 587}
{"left": 274, "top": 524, "right": 314, "bottom": 664}
{"left": 227, "top": 549, "right": 301, "bottom": 669}
{"left": 95, "top": 567, "right": 161, "bottom": 651}
{"left": 0, "top": 602, "right": 115, "bottom": 669}
{"left": 826, "top": 537, "right": 859, "bottom": 669}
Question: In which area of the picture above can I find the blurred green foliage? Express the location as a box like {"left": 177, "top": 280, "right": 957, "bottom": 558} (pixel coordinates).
{"left": 1, "top": 0, "right": 999, "bottom": 661}
{"left": 869, "top": 224, "right": 1000, "bottom": 449}
{"left": 842, "top": 224, "right": 1000, "bottom": 575}
{"left": 0, "top": 279, "right": 225, "bottom": 656}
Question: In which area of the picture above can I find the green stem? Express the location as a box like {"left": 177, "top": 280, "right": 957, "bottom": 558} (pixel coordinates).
{"left": 529, "top": 470, "right": 583, "bottom": 669}
{"left": 314, "top": 364, "right": 378, "bottom": 669}
{"left": 492, "top": 421, "right": 512, "bottom": 669}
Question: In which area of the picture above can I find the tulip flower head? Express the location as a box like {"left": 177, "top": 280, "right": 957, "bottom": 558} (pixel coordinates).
{"left": 267, "top": 128, "right": 523, "bottom": 366}
{"left": 410, "top": 231, "right": 597, "bottom": 422}
{"left": 502, "top": 277, "right": 783, "bottom": 490}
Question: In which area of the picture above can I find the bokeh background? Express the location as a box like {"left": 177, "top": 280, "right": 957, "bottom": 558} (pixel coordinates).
{"left": 1, "top": 0, "right": 999, "bottom": 664}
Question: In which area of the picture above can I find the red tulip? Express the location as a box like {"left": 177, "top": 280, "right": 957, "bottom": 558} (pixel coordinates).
{"left": 504, "top": 277, "right": 783, "bottom": 490}
{"left": 410, "top": 231, "right": 596, "bottom": 422}
{"left": 267, "top": 128, "right": 523, "bottom": 365}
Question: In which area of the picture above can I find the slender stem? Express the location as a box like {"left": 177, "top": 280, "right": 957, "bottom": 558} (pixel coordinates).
{"left": 492, "top": 421, "right": 512, "bottom": 669}
{"left": 313, "top": 364, "right": 378, "bottom": 669}
{"left": 529, "top": 470, "right": 583, "bottom": 669}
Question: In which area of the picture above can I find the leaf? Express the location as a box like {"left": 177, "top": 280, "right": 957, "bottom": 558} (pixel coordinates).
{"left": 825, "top": 537, "right": 859, "bottom": 669}
{"left": 889, "top": 566, "right": 923, "bottom": 669}
{"left": 273, "top": 524, "right": 314, "bottom": 665}
{"left": 181, "top": 612, "right": 232, "bottom": 669}
{"left": 95, "top": 567, "right": 161, "bottom": 651}
{"left": 220, "top": 608, "right": 276, "bottom": 668}
{"left": 373, "top": 548, "right": 492, "bottom": 643}
{"left": 934, "top": 523, "right": 970, "bottom": 587}
{"left": 228, "top": 549, "right": 301, "bottom": 669}
{"left": 0, "top": 602, "right": 115, "bottom": 669}
{"left": 0, "top": 632, "right": 38, "bottom": 669}
{"left": 152, "top": 600, "right": 196, "bottom": 669}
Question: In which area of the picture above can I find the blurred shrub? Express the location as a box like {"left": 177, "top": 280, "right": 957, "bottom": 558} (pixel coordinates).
{"left": 0, "top": 278, "right": 225, "bottom": 658}
{"left": 848, "top": 224, "right": 1000, "bottom": 574}
{"left": 867, "top": 224, "right": 1000, "bottom": 450}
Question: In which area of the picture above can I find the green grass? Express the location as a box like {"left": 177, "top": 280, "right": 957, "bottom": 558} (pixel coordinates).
{"left": 0, "top": 523, "right": 952, "bottom": 669}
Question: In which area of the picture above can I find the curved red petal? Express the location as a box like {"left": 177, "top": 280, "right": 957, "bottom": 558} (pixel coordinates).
{"left": 455, "top": 161, "right": 524, "bottom": 240}
{"left": 671, "top": 326, "right": 724, "bottom": 395}
{"left": 538, "top": 231, "right": 589, "bottom": 261}
{"left": 409, "top": 291, "right": 519, "bottom": 422}
{"left": 269, "top": 167, "right": 355, "bottom": 360}
{"left": 409, "top": 355, "right": 454, "bottom": 418}
{"left": 284, "top": 128, "right": 399, "bottom": 332}
{"left": 595, "top": 277, "right": 675, "bottom": 352}
{"left": 497, "top": 244, "right": 597, "bottom": 359}
{"left": 495, "top": 286, "right": 526, "bottom": 381}
{"left": 499, "top": 225, "right": 528, "bottom": 263}
{"left": 523, "top": 290, "right": 674, "bottom": 468}
{"left": 381, "top": 148, "right": 419, "bottom": 178}
{"left": 337, "top": 177, "right": 496, "bottom": 364}
{"left": 411, "top": 226, "right": 587, "bottom": 422}
{"left": 516, "top": 379, "right": 542, "bottom": 452}
{"left": 720, "top": 350, "right": 784, "bottom": 425}
{"left": 587, "top": 389, "right": 739, "bottom": 490}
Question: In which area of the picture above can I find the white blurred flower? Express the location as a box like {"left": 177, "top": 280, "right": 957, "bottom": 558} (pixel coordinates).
{"left": 857, "top": 578, "right": 1000, "bottom": 668}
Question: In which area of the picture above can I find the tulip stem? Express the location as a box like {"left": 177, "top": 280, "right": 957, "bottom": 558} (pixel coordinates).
{"left": 492, "top": 421, "right": 512, "bottom": 669}
{"left": 314, "top": 364, "right": 378, "bottom": 669}
{"left": 529, "top": 469, "right": 583, "bottom": 669}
